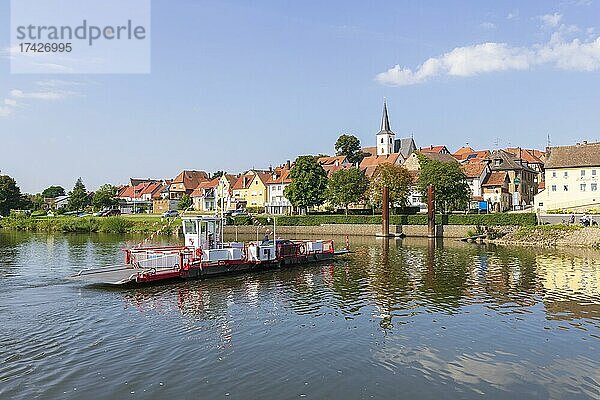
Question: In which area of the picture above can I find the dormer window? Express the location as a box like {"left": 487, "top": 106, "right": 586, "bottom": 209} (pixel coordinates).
{"left": 494, "top": 159, "right": 502, "bottom": 166}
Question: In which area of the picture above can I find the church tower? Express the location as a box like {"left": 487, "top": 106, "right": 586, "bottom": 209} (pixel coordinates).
{"left": 376, "top": 100, "right": 395, "bottom": 156}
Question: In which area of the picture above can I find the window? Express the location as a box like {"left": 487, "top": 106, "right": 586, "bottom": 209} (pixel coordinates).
{"left": 551, "top": 185, "right": 557, "bottom": 192}
{"left": 564, "top": 185, "right": 569, "bottom": 191}
{"left": 552, "top": 171, "right": 557, "bottom": 178}
{"left": 581, "top": 170, "right": 586, "bottom": 176}
{"left": 580, "top": 184, "right": 586, "bottom": 191}
{"left": 593, "top": 170, "right": 597, "bottom": 176}
{"left": 592, "top": 183, "right": 598, "bottom": 191}
{"left": 380, "top": 138, "right": 384, "bottom": 144}
{"left": 564, "top": 171, "right": 568, "bottom": 177}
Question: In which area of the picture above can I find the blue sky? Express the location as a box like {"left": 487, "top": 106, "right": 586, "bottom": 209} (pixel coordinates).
{"left": 1, "top": 0, "right": 600, "bottom": 193}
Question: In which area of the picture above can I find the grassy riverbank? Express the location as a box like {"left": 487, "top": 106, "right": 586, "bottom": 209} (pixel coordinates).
{"left": 0, "top": 215, "right": 180, "bottom": 234}
{"left": 494, "top": 225, "right": 600, "bottom": 248}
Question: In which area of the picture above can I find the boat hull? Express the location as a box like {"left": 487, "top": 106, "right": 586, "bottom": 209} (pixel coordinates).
{"left": 70, "top": 250, "right": 349, "bottom": 287}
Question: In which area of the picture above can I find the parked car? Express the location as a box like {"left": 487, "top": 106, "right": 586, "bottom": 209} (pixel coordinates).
{"left": 102, "top": 209, "right": 121, "bottom": 217}
{"left": 231, "top": 209, "right": 248, "bottom": 217}
{"left": 162, "top": 210, "right": 179, "bottom": 218}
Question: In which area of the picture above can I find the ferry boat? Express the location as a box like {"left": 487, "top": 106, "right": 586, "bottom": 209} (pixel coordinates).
{"left": 70, "top": 216, "right": 349, "bottom": 286}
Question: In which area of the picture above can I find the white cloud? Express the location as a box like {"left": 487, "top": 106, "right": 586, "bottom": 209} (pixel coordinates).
{"left": 4, "top": 98, "right": 17, "bottom": 107}
{"left": 507, "top": 10, "right": 519, "bottom": 20}
{"left": 540, "top": 13, "right": 563, "bottom": 28}
{"left": 480, "top": 22, "right": 496, "bottom": 30}
{"left": 0, "top": 106, "right": 13, "bottom": 117}
{"left": 9, "top": 89, "right": 75, "bottom": 101}
{"left": 376, "top": 21, "right": 600, "bottom": 86}
{"left": 35, "top": 79, "right": 84, "bottom": 88}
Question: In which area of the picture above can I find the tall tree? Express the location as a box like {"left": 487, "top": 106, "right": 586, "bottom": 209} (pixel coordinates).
{"left": 416, "top": 154, "right": 470, "bottom": 213}
{"left": 211, "top": 171, "right": 225, "bottom": 179}
{"left": 92, "top": 184, "right": 118, "bottom": 210}
{"left": 368, "top": 163, "right": 412, "bottom": 208}
{"left": 335, "top": 134, "right": 365, "bottom": 165}
{"left": 67, "top": 178, "right": 90, "bottom": 211}
{"left": 284, "top": 155, "right": 328, "bottom": 214}
{"left": 41, "top": 186, "right": 66, "bottom": 198}
{"left": 326, "top": 168, "right": 369, "bottom": 215}
{"left": 178, "top": 194, "right": 192, "bottom": 211}
{"left": 0, "top": 175, "right": 23, "bottom": 216}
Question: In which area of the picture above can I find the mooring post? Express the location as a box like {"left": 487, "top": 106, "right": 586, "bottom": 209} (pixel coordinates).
{"left": 382, "top": 186, "right": 390, "bottom": 237}
{"left": 427, "top": 184, "right": 435, "bottom": 238}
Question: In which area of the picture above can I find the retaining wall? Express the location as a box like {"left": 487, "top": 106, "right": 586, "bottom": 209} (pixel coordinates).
{"left": 223, "top": 224, "right": 477, "bottom": 238}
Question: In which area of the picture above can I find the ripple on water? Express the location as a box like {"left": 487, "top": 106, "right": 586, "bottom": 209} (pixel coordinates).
{"left": 1, "top": 233, "right": 600, "bottom": 399}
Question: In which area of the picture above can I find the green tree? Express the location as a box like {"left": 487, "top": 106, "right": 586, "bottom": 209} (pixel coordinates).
{"left": 29, "top": 193, "right": 45, "bottom": 211}
{"left": 92, "top": 184, "right": 118, "bottom": 210}
{"left": 41, "top": 185, "right": 65, "bottom": 198}
{"left": 212, "top": 171, "right": 225, "bottom": 179}
{"left": 284, "top": 155, "right": 328, "bottom": 214}
{"left": 67, "top": 178, "right": 90, "bottom": 211}
{"left": 178, "top": 194, "right": 192, "bottom": 210}
{"left": 368, "top": 163, "right": 412, "bottom": 208}
{"left": 0, "top": 175, "right": 24, "bottom": 216}
{"left": 335, "top": 134, "right": 365, "bottom": 165}
{"left": 326, "top": 168, "right": 369, "bottom": 215}
{"left": 416, "top": 154, "right": 470, "bottom": 213}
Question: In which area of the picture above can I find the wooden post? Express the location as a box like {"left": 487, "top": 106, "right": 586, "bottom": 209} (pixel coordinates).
{"left": 382, "top": 186, "right": 390, "bottom": 237}
{"left": 427, "top": 184, "right": 435, "bottom": 238}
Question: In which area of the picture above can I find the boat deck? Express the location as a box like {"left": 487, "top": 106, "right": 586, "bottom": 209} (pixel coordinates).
{"left": 69, "top": 265, "right": 150, "bottom": 285}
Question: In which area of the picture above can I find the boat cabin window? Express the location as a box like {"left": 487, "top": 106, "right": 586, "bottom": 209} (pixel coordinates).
{"left": 184, "top": 220, "right": 197, "bottom": 234}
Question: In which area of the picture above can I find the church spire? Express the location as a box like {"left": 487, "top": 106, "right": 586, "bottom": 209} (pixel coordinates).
{"left": 380, "top": 99, "right": 391, "bottom": 132}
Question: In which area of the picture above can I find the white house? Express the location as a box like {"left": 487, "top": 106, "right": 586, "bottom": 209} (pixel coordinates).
{"left": 535, "top": 141, "right": 600, "bottom": 212}
{"left": 462, "top": 161, "right": 491, "bottom": 210}
{"left": 265, "top": 167, "right": 293, "bottom": 215}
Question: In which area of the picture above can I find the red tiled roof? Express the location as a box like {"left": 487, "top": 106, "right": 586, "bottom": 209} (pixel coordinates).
{"left": 453, "top": 146, "right": 475, "bottom": 157}
{"left": 419, "top": 145, "right": 449, "bottom": 154}
{"left": 232, "top": 171, "right": 270, "bottom": 190}
{"left": 232, "top": 173, "right": 253, "bottom": 190}
{"left": 118, "top": 186, "right": 134, "bottom": 198}
{"left": 322, "top": 164, "right": 353, "bottom": 178}
{"left": 461, "top": 162, "right": 487, "bottom": 178}
{"left": 317, "top": 155, "right": 347, "bottom": 166}
{"left": 191, "top": 178, "right": 219, "bottom": 197}
{"left": 361, "top": 147, "right": 377, "bottom": 157}
{"left": 453, "top": 148, "right": 491, "bottom": 162}
{"left": 265, "top": 168, "right": 292, "bottom": 184}
{"left": 482, "top": 171, "right": 508, "bottom": 187}
{"left": 172, "top": 170, "right": 209, "bottom": 190}
{"left": 504, "top": 148, "right": 544, "bottom": 165}
{"left": 419, "top": 152, "right": 457, "bottom": 163}
{"left": 359, "top": 154, "right": 401, "bottom": 178}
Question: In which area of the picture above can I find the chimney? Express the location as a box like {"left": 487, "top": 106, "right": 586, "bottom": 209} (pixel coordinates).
{"left": 286, "top": 160, "right": 291, "bottom": 169}
{"left": 269, "top": 165, "right": 273, "bottom": 172}
{"left": 430, "top": 145, "right": 433, "bottom": 150}
{"left": 583, "top": 140, "right": 588, "bottom": 145}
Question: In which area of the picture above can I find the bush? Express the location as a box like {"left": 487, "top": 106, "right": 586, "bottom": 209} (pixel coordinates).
{"left": 228, "top": 213, "right": 537, "bottom": 226}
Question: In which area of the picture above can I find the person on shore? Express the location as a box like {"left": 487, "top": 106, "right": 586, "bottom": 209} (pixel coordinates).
{"left": 581, "top": 213, "right": 590, "bottom": 227}
{"left": 569, "top": 213, "right": 575, "bottom": 225}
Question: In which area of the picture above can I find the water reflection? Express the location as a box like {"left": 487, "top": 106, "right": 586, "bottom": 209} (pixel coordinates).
{"left": 1, "top": 232, "right": 599, "bottom": 399}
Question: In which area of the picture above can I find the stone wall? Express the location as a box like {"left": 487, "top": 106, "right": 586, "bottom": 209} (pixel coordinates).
{"left": 223, "top": 224, "right": 477, "bottom": 238}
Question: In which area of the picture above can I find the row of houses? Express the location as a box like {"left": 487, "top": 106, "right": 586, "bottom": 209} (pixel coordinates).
{"left": 114, "top": 101, "right": 598, "bottom": 214}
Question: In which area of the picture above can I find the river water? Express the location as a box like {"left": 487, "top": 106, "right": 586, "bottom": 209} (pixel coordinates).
{"left": 0, "top": 231, "right": 599, "bottom": 399}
